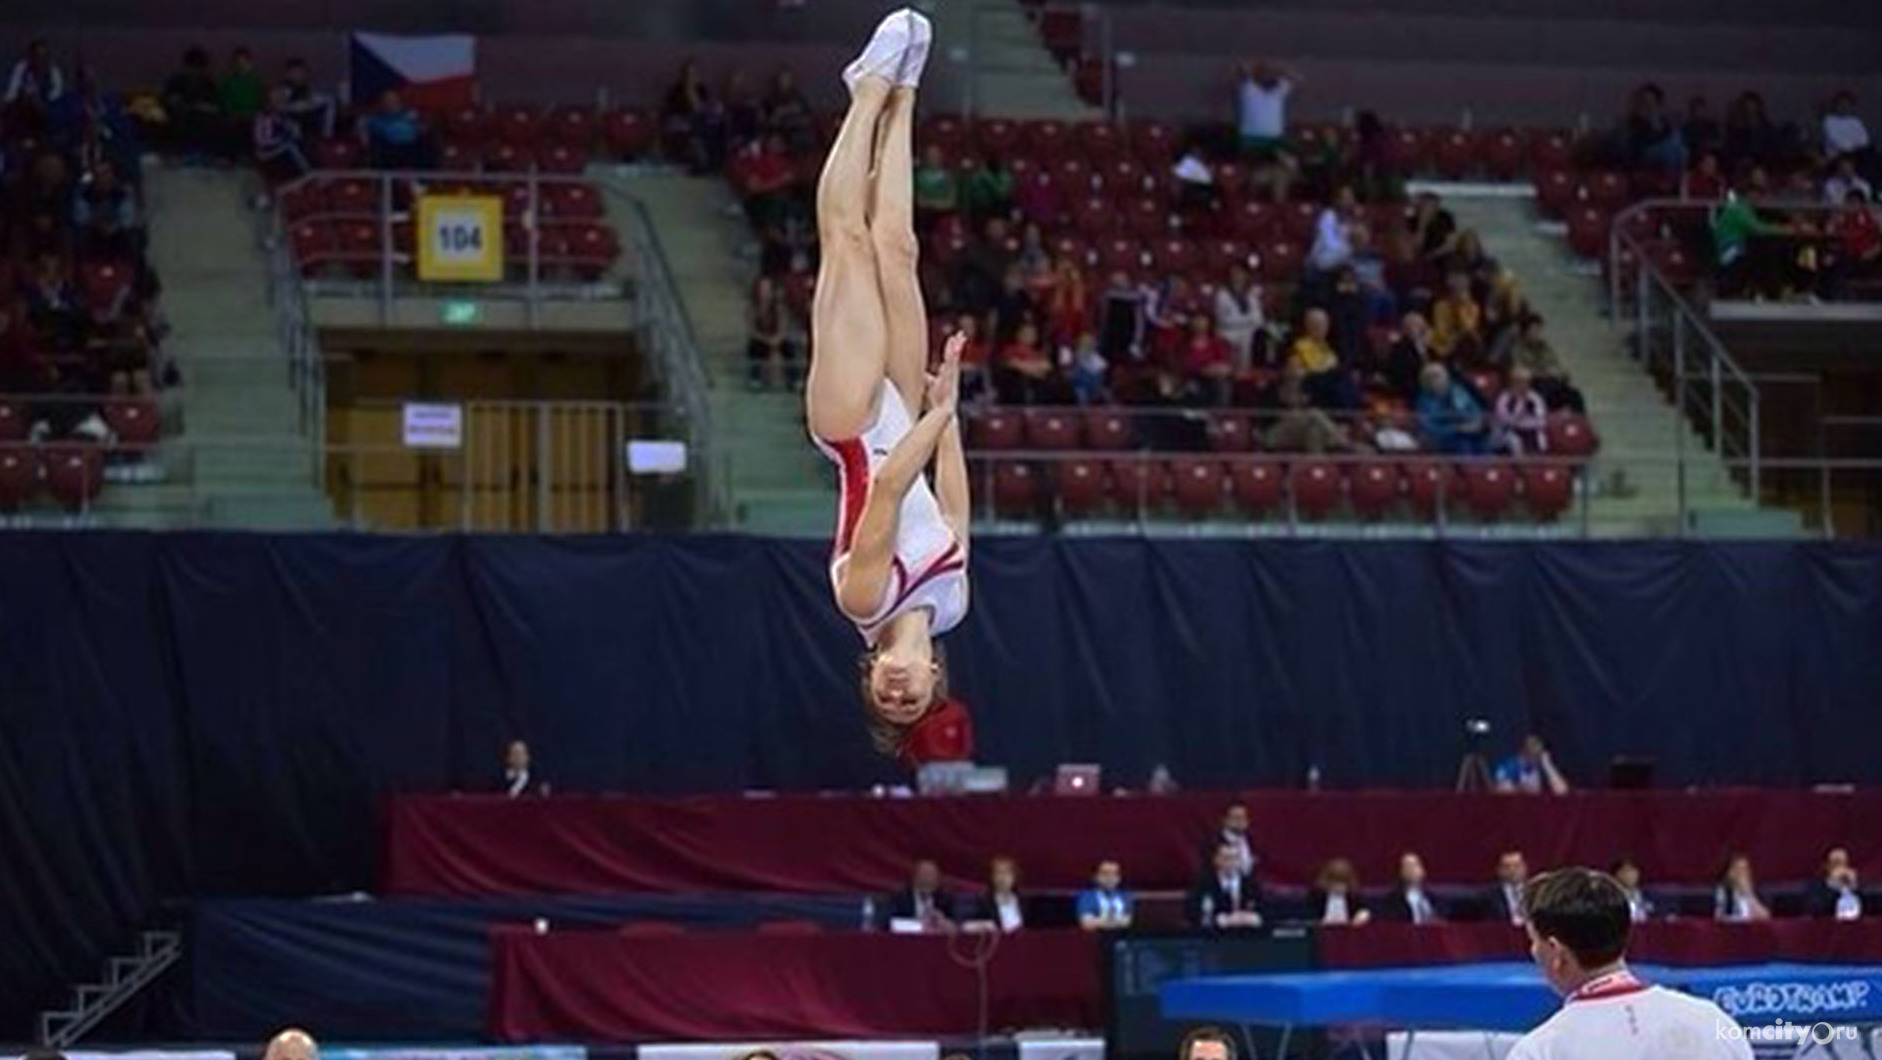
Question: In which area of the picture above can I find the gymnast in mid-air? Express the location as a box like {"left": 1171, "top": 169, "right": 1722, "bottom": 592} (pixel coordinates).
{"left": 805, "top": 8, "right": 973, "bottom": 766}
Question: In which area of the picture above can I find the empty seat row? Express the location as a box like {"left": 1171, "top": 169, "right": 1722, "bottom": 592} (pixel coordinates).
{"left": 0, "top": 444, "right": 108, "bottom": 514}
{"left": 289, "top": 219, "right": 620, "bottom": 280}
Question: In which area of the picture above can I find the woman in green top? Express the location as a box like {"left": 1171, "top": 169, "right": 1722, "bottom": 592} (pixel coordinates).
{"left": 913, "top": 144, "right": 959, "bottom": 229}
{"left": 1712, "top": 189, "right": 1800, "bottom": 298}
{"left": 960, "top": 156, "right": 1014, "bottom": 221}
{"left": 220, "top": 48, "right": 266, "bottom": 120}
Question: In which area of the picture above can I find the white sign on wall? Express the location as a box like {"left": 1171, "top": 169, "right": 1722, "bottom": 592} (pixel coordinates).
{"left": 402, "top": 403, "right": 464, "bottom": 449}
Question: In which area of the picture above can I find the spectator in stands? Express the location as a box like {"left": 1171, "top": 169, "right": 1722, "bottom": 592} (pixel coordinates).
{"left": 721, "top": 71, "right": 762, "bottom": 153}
{"left": 1483, "top": 850, "right": 1529, "bottom": 925}
{"left": 499, "top": 739, "right": 546, "bottom": 797}
{"left": 1803, "top": 847, "right": 1863, "bottom": 920}
{"left": 1289, "top": 307, "right": 1359, "bottom": 411}
{"left": 951, "top": 312, "right": 991, "bottom": 406}
{"left": 992, "top": 264, "right": 1036, "bottom": 344}
{"left": 914, "top": 144, "right": 959, "bottom": 234}
{"left": 1507, "top": 316, "right": 1585, "bottom": 413}
{"left": 1066, "top": 331, "right": 1109, "bottom": 406}
{"left": 1821, "top": 91, "right": 1874, "bottom": 177}
{"left": 1350, "top": 110, "right": 1401, "bottom": 204}
{"left": 278, "top": 58, "right": 336, "bottom": 142}
{"left": 1076, "top": 860, "right": 1135, "bottom": 931}
{"left": 263, "top": 1028, "right": 319, "bottom": 1060}
{"left": 1348, "top": 225, "right": 1396, "bottom": 325}
{"left": 219, "top": 48, "right": 266, "bottom": 129}
{"left": 1190, "top": 840, "right": 1263, "bottom": 930}
{"left": 1173, "top": 142, "right": 1217, "bottom": 215}
{"left": 1044, "top": 256, "right": 1088, "bottom": 342}
{"left": 1493, "top": 366, "right": 1549, "bottom": 455}
{"left": 1494, "top": 733, "right": 1570, "bottom": 794}
{"left": 1724, "top": 91, "right": 1786, "bottom": 172}
{"left": 361, "top": 89, "right": 433, "bottom": 170}
{"left": 1445, "top": 230, "right": 1499, "bottom": 296}
{"left": 951, "top": 217, "right": 1013, "bottom": 318}
{"left": 1372, "top": 312, "right": 1430, "bottom": 403}
{"left": 1214, "top": 262, "right": 1265, "bottom": 371}
{"left": 1824, "top": 188, "right": 1881, "bottom": 299}
{"left": 1416, "top": 363, "right": 1488, "bottom": 455}
{"left": 960, "top": 155, "right": 1015, "bottom": 222}
{"left": 23, "top": 252, "right": 83, "bottom": 350}
{"left": 995, "top": 321, "right": 1061, "bottom": 405}
{"left": 1378, "top": 851, "right": 1444, "bottom": 924}
{"left": 253, "top": 87, "right": 311, "bottom": 184}
{"left": 1612, "top": 859, "right": 1656, "bottom": 922}
{"left": 1712, "top": 184, "right": 1801, "bottom": 299}
{"left": 4, "top": 39, "right": 65, "bottom": 136}
{"left": 761, "top": 67, "right": 814, "bottom": 156}
{"left": 1713, "top": 853, "right": 1771, "bottom": 922}
{"left": 1681, "top": 96, "right": 1721, "bottom": 162}
{"left": 1823, "top": 155, "right": 1873, "bottom": 206}
{"left": 1146, "top": 274, "right": 1202, "bottom": 362}
{"left": 1098, "top": 270, "right": 1149, "bottom": 364}
{"left": 162, "top": 47, "right": 226, "bottom": 162}
{"left": 1409, "top": 191, "right": 1458, "bottom": 262}
{"left": 82, "top": 300, "right": 152, "bottom": 397}
{"left": 72, "top": 159, "right": 138, "bottom": 261}
{"left": 661, "top": 59, "right": 718, "bottom": 173}
{"left": 1308, "top": 857, "right": 1371, "bottom": 926}
{"left": 1624, "top": 83, "right": 1686, "bottom": 174}
{"left": 1012, "top": 166, "right": 1062, "bottom": 230}
{"left": 1181, "top": 312, "right": 1234, "bottom": 406}
{"left": 1684, "top": 150, "right": 1727, "bottom": 201}
{"left": 886, "top": 859, "right": 958, "bottom": 931}
{"left": 1325, "top": 266, "right": 1370, "bottom": 367}
{"left": 1429, "top": 271, "right": 1483, "bottom": 364}
{"left": 737, "top": 134, "right": 799, "bottom": 243}
{"left": 969, "top": 856, "right": 1029, "bottom": 932}
{"left": 1236, "top": 59, "right": 1300, "bottom": 200}
{"left": 0, "top": 300, "right": 53, "bottom": 400}
{"left": 1307, "top": 184, "right": 1358, "bottom": 279}
{"left": 747, "top": 275, "right": 798, "bottom": 390}
{"left": 1256, "top": 363, "right": 1344, "bottom": 453}
{"left": 18, "top": 151, "right": 76, "bottom": 261}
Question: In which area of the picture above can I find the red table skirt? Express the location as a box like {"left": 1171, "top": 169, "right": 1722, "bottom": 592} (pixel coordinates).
{"left": 388, "top": 790, "right": 1882, "bottom": 895}
{"left": 1319, "top": 918, "right": 1882, "bottom": 968}
{"left": 488, "top": 926, "right": 1102, "bottom": 1042}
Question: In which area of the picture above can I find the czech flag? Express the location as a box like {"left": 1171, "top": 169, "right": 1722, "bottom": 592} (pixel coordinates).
{"left": 349, "top": 32, "right": 477, "bottom": 111}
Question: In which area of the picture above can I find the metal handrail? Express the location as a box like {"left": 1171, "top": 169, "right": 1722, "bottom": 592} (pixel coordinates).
{"left": 1606, "top": 204, "right": 1764, "bottom": 501}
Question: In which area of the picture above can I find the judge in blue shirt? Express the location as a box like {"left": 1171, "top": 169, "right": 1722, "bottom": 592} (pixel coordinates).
{"left": 1493, "top": 733, "right": 1570, "bottom": 795}
{"left": 1076, "top": 860, "right": 1134, "bottom": 931}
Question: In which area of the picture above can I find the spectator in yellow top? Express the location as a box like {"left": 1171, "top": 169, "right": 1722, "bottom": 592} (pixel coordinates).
{"left": 1430, "top": 270, "right": 1484, "bottom": 363}
{"left": 1287, "top": 308, "right": 1359, "bottom": 409}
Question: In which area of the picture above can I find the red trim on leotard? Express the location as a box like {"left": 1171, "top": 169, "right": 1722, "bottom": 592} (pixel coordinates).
{"left": 858, "top": 541, "right": 966, "bottom": 636}
{"left": 830, "top": 437, "right": 870, "bottom": 554}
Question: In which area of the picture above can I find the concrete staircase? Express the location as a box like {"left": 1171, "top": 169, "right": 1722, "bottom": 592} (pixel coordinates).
{"left": 141, "top": 165, "right": 334, "bottom": 530}
{"left": 626, "top": 172, "right": 833, "bottom": 535}
{"left": 1445, "top": 194, "right": 1799, "bottom": 536}
{"left": 941, "top": 0, "right": 1097, "bottom": 120}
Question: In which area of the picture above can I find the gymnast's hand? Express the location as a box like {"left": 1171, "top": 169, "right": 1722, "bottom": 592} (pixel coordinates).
{"left": 925, "top": 332, "right": 964, "bottom": 417}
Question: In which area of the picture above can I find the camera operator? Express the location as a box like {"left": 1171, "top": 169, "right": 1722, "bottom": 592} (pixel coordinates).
{"left": 1494, "top": 733, "right": 1571, "bottom": 795}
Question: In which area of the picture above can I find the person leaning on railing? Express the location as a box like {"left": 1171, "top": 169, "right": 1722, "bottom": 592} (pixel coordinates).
{"left": 1710, "top": 182, "right": 1806, "bottom": 299}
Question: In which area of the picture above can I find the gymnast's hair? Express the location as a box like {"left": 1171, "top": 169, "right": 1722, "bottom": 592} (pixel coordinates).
{"left": 1522, "top": 867, "right": 1632, "bottom": 968}
{"left": 856, "top": 642, "right": 949, "bottom": 757}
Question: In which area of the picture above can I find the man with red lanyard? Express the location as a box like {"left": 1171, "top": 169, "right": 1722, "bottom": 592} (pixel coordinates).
{"left": 1510, "top": 868, "right": 1752, "bottom": 1060}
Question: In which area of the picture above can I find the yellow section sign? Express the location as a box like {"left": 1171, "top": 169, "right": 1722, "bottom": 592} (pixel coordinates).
{"left": 416, "top": 194, "right": 504, "bottom": 282}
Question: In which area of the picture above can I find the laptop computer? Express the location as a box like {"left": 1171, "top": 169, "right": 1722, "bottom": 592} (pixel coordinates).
{"left": 1053, "top": 763, "right": 1102, "bottom": 796}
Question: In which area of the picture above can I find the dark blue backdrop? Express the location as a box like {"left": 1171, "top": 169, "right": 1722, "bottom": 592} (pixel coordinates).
{"left": 2, "top": 533, "right": 1881, "bottom": 1036}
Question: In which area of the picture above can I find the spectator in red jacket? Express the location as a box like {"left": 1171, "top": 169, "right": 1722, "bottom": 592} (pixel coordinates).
{"left": 996, "top": 320, "right": 1059, "bottom": 405}
{"left": 1181, "top": 312, "right": 1234, "bottom": 406}
{"left": 1826, "top": 188, "right": 1882, "bottom": 299}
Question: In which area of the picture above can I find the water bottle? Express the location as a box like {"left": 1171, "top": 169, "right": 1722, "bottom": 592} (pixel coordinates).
{"left": 1306, "top": 763, "right": 1322, "bottom": 792}
{"left": 1200, "top": 893, "right": 1215, "bottom": 930}
{"left": 860, "top": 896, "right": 877, "bottom": 932}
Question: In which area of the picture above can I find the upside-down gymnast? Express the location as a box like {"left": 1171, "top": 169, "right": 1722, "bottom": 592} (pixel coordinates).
{"left": 806, "top": 8, "right": 973, "bottom": 767}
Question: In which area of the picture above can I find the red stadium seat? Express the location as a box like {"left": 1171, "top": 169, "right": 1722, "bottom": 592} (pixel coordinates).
{"left": 42, "top": 444, "right": 103, "bottom": 513}
{"left": 79, "top": 261, "right": 130, "bottom": 314}
{"left": 1073, "top": 196, "right": 1118, "bottom": 237}
{"left": 1076, "top": 121, "right": 1121, "bottom": 161}
{"left": 1262, "top": 239, "right": 1304, "bottom": 281}
{"left": 483, "top": 141, "right": 526, "bottom": 173}
{"left": 1521, "top": 463, "right": 1575, "bottom": 522}
{"left": 1392, "top": 127, "right": 1432, "bottom": 174}
{"left": 1208, "top": 413, "right": 1253, "bottom": 452}
{"left": 563, "top": 222, "right": 619, "bottom": 279}
{"left": 280, "top": 182, "right": 328, "bottom": 223}
{"left": 104, "top": 398, "right": 161, "bottom": 450}
{"left": 603, "top": 108, "right": 654, "bottom": 159}
{"left": 546, "top": 104, "right": 597, "bottom": 146}
{"left": 1546, "top": 413, "right": 1599, "bottom": 458}
{"left": 442, "top": 104, "right": 488, "bottom": 144}
{"left": 1026, "top": 119, "right": 1069, "bottom": 155}
{"left": 1484, "top": 129, "right": 1526, "bottom": 180}
{"left": 437, "top": 141, "right": 477, "bottom": 172}
{"left": 546, "top": 182, "right": 604, "bottom": 219}
{"left": 0, "top": 447, "right": 33, "bottom": 513}
{"left": 1201, "top": 238, "right": 1250, "bottom": 279}
{"left": 0, "top": 400, "right": 26, "bottom": 442}
{"left": 1102, "top": 157, "right": 1146, "bottom": 197}
{"left": 328, "top": 178, "right": 377, "bottom": 215}
{"left": 1585, "top": 171, "right": 1630, "bottom": 212}
{"left": 1348, "top": 461, "right": 1401, "bottom": 520}
{"left": 1124, "top": 198, "right": 1169, "bottom": 240}
{"left": 1051, "top": 233, "right": 1092, "bottom": 268}
{"left": 978, "top": 118, "right": 1020, "bottom": 153}
{"left": 1529, "top": 129, "right": 1575, "bottom": 172}
{"left": 1231, "top": 200, "right": 1276, "bottom": 242}
{"left": 1169, "top": 459, "right": 1225, "bottom": 518}
{"left": 1281, "top": 201, "right": 1319, "bottom": 243}
{"left": 1290, "top": 461, "right": 1342, "bottom": 519}
{"left": 1432, "top": 128, "right": 1479, "bottom": 179}
{"left": 1468, "top": 370, "right": 1503, "bottom": 405}
{"left": 1082, "top": 408, "right": 1135, "bottom": 450}
{"left": 1107, "top": 458, "right": 1163, "bottom": 512}
{"left": 1214, "top": 162, "right": 1250, "bottom": 203}
{"left": 1535, "top": 169, "right": 1578, "bottom": 218}
{"left": 1023, "top": 409, "right": 1082, "bottom": 450}
{"left": 536, "top": 144, "right": 588, "bottom": 174}
{"left": 1462, "top": 462, "right": 1516, "bottom": 521}
{"left": 492, "top": 103, "right": 542, "bottom": 147}
{"left": 1053, "top": 459, "right": 1108, "bottom": 517}
{"left": 1566, "top": 205, "right": 1609, "bottom": 259}
{"left": 315, "top": 138, "right": 362, "bottom": 169}
{"left": 1229, "top": 461, "right": 1283, "bottom": 515}
{"left": 291, "top": 222, "right": 339, "bottom": 274}
{"left": 1098, "top": 236, "right": 1144, "bottom": 274}
{"left": 337, "top": 220, "right": 381, "bottom": 277}
{"left": 968, "top": 410, "right": 1023, "bottom": 450}
{"left": 1152, "top": 238, "right": 1198, "bottom": 274}
{"left": 922, "top": 115, "right": 966, "bottom": 152}
{"left": 992, "top": 461, "right": 1040, "bottom": 517}
{"left": 1052, "top": 156, "right": 1092, "bottom": 197}
{"left": 1131, "top": 122, "right": 1174, "bottom": 164}
{"left": 1405, "top": 462, "right": 1465, "bottom": 519}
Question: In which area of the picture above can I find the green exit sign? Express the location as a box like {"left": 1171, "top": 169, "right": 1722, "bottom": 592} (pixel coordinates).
{"left": 441, "top": 300, "right": 482, "bottom": 326}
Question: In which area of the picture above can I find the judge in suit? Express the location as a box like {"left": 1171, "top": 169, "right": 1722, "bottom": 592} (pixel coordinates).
{"left": 1305, "top": 857, "right": 1371, "bottom": 926}
{"left": 1801, "top": 847, "right": 1862, "bottom": 920}
{"left": 1188, "top": 841, "right": 1264, "bottom": 929}
{"left": 1613, "top": 858, "right": 1658, "bottom": 922}
{"left": 499, "top": 739, "right": 548, "bottom": 797}
{"left": 1480, "top": 850, "right": 1529, "bottom": 924}
{"left": 1377, "top": 851, "right": 1446, "bottom": 924}
{"left": 883, "top": 858, "right": 958, "bottom": 930}
{"left": 1713, "top": 852, "right": 1772, "bottom": 922}
{"left": 967, "top": 856, "right": 1030, "bottom": 932}
{"left": 1198, "top": 803, "right": 1258, "bottom": 877}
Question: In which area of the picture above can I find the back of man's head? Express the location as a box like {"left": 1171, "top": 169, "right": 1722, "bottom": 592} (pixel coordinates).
{"left": 1178, "top": 1026, "right": 1237, "bottom": 1060}
{"left": 1524, "top": 868, "right": 1632, "bottom": 969}
{"left": 263, "top": 1027, "right": 319, "bottom": 1060}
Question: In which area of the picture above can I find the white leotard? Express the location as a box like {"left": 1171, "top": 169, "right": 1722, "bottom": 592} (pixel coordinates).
{"left": 813, "top": 380, "right": 968, "bottom": 645}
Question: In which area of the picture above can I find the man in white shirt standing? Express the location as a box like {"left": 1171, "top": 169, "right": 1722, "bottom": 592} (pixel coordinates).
{"left": 1236, "top": 59, "right": 1301, "bottom": 202}
{"left": 1822, "top": 91, "right": 1873, "bottom": 169}
{"left": 1508, "top": 867, "right": 1753, "bottom": 1060}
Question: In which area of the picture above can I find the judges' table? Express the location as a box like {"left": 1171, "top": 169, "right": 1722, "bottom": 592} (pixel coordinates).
{"left": 387, "top": 791, "right": 1882, "bottom": 896}
{"left": 488, "top": 926, "right": 1102, "bottom": 1042}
